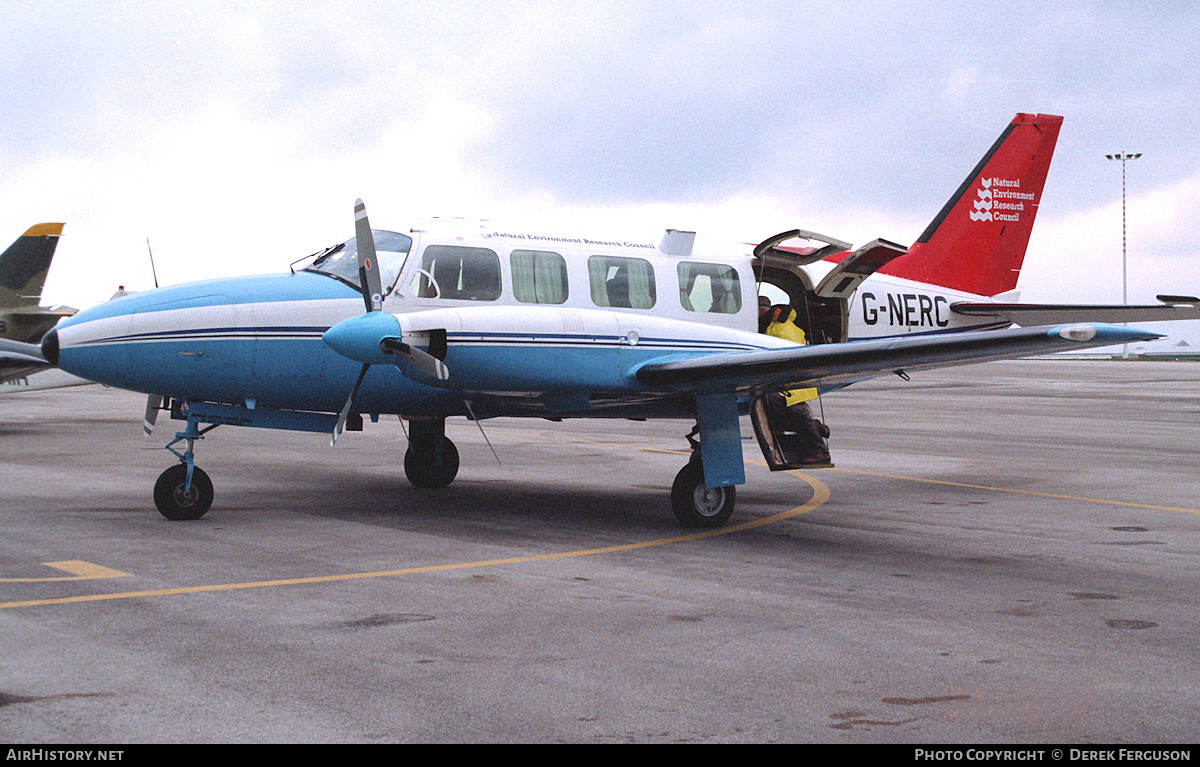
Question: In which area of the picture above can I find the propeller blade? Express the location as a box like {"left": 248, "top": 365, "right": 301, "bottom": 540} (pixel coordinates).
{"left": 333, "top": 363, "right": 370, "bottom": 446}
{"left": 143, "top": 395, "right": 162, "bottom": 437}
{"left": 354, "top": 199, "right": 383, "bottom": 313}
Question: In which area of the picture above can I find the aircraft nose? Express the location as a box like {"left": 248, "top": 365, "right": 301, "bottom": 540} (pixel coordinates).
{"left": 40, "top": 327, "right": 59, "bottom": 366}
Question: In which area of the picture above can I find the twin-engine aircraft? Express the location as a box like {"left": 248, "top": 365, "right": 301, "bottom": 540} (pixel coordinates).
{"left": 44, "top": 113, "right": 1175, "bottom": 526}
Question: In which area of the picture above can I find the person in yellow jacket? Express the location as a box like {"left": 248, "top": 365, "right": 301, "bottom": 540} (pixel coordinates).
{"left": 759, "top": 298, "right": 831, "bottom": 465}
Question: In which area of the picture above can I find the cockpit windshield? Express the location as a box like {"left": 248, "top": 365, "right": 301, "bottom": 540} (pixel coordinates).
{"left": 301, "top": 229, "right": 413, "bottom": 294}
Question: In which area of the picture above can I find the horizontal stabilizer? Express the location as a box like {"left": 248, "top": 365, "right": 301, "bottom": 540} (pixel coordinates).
{"left": 951, "top": 300, "right": 1200, "bottom": 326}
{"left": 1157, "top": 294, "right": 1200, "bottom": 305}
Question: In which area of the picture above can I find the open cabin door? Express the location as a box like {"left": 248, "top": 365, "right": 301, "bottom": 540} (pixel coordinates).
{"left": 749, "top": 395, "right": 833, "bottom": 471}
{"left": 752, "top": 230, "right": 849, "bottom": 346}
{"left": 753, "top": 232, "right": 910, "bottom": 344}
{"left": 814, "top": 239, "right": 908, "bottom": 299}
{"left": 749, "top": 232, "right": 904, "bottom": 471}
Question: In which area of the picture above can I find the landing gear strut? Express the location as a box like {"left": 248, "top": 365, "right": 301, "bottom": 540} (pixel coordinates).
{"left": 154, "top": 410, "right": 217, "bottom": 520}
{"left": 404, "top": 418, "right": 459, "bottom": 488}
{"left": 670, "top": 427, "right": 736, "bottom": 528}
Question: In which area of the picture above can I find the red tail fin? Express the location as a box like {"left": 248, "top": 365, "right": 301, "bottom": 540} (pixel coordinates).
{"left": 878, "top": 113, "right": 1062, "bottom": 296}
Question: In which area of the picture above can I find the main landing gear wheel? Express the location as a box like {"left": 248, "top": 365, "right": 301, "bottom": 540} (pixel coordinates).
{"left": 404, "top": 437, "right": 459, "bottom": 488}
{"left": 153, "top": 464, "right": 214, "bottom": 521}
{"left": 671, "top": 459, "right": 736, "bottom": 528}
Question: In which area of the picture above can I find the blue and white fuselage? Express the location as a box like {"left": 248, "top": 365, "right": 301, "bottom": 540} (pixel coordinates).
{"left": 50, "top": 221, "right": 808, "bottom": 422}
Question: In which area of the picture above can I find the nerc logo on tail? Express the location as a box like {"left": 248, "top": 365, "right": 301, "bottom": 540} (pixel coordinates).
{"left": 971, "top": 178, "right": 995, "bottom": 223}
{"left": 880, "top": 113, "right": 1062, "bottom": 297}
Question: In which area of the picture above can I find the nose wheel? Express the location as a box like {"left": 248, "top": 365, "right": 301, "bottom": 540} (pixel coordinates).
{"left": 154, "top": 409, "right": 218, "bottom": 520}
{"left": 154, "top": 464, "right": 213, "bottom": 520}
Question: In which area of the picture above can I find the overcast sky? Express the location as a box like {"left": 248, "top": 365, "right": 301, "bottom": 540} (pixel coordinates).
{"left": 3, "top": 1, "right": 1198, "bottom": 346}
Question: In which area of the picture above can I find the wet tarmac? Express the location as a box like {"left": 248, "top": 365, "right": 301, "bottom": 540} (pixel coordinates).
{"left": 1, "top": 359, "right": 1198, "bottom": 743}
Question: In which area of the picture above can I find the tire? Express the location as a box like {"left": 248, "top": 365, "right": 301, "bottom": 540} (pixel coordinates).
{"left": 671, "top": 459, "right": 735, "bottom": 528}
{"left": 404, "top": 437, "right": 460, "bottom": 488}
{"left": 153, "top": 464, "right": 213, "bottom": 520}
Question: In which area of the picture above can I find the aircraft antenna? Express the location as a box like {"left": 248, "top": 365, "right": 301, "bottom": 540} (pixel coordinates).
{"left": 462, "top": 399, "right": 502, "bottom": 465}
{"left": 146, "top": 238, "right": 160, "bottom": 288}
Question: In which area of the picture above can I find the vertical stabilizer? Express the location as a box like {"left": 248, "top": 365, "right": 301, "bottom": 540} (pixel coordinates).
{"left": 0, "top": 223, "right": 65, "bottom": 308}
{"left": 878, "top": 114, "right": 1061, "bottom": 296}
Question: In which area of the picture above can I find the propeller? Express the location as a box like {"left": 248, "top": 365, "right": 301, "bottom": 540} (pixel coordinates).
{"left": 325, "top": 199, "right": 450, "bottom": 445}
{"left": 333, "top": 361, "right": 370, "bottom": 446}
{"left": 330, "top": 199, "right": 383, "bottom": 445}
{"left": 143, "top": 394, "right": 163, "bottom": 436}
{"left": 354, "top": 198, "right": 382, "bottom": 313}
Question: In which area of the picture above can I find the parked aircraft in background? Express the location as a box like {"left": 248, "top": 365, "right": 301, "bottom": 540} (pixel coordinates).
{"left": 0, "top": 338, "right": 49, "bottom": 386}
{"left": 0, "top": 223, "right": 74, "bottom": 385}
{"left": 0, "top": 363, "right": 93, "bottom": 392}
{"left": 2, "top": 284, "right": 134, "bottom": 391}
{"left": 1, "top": 223, "right": 73, "bottom": 343}
{"left": 42, "top": 114, "right": 1166, "bottom": 525}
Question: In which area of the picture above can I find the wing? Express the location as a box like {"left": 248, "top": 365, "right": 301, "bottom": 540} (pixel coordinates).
{"left": 0, "top": 338, "right": 52, "bottom": 384}
{"left": 951, "top": 296, "right": 1200, "bottom": 327}
{"left": 635, "top": 323, "right": 1161, "bottom": 394}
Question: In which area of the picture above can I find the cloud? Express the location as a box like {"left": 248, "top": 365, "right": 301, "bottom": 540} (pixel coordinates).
{"left": 1022, "top": 169, "right": 1200, "bottom": 303}
{"left": 2, "top": 0, "right": 1198, "bottom": 319}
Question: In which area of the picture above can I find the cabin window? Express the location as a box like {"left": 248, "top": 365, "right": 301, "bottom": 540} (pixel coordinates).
{"left": 588, "top": 255, "right": 656, "bottom": 309}
{"left": 678, "top": 262, "right": 742, "bottom": 314}
{"left": 511, "top": 250, "right": 568, "bottom": 304}
{"left": 414, "top": 245, "right": 501, "bottom": 301}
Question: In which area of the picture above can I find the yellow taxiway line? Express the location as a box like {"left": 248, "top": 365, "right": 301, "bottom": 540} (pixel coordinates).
{"left": 829, "top": 468, "right": 1200, "bottom": 515}
{"left": 6, "top": 459, "right": 1192, "bottom": 612}
{"left": 0, "top": 472, "right": 830, "bottom": 611}
{"left": 0, "top": 560, "right": 131, "bottom": 583}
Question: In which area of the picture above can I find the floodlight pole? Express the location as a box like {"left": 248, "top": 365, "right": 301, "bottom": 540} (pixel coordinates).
{"left": 1105, "top": 151, "right": 1141, "bottom": 358}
